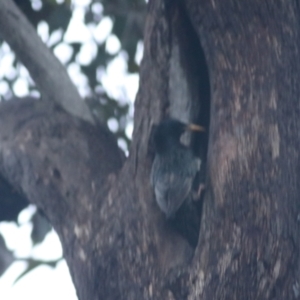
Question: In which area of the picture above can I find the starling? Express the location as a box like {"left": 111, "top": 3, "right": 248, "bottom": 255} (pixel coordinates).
{"left": 150, "top": 118, "right": 205, "bottom": 219}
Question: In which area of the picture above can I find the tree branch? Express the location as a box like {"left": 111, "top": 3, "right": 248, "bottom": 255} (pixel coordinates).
{"left": 0, "top": 98, "right": 125, "bottom": 300}
{"left": 0, "top": 0, "right": 94, "bottom": 123}
{"left": 0, "top": 97, "right": 124, "bottom": 227}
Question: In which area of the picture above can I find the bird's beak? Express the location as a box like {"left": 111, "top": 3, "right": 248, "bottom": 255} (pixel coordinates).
{"left": 186, "top": 124, "right": 205, "bottom": 132}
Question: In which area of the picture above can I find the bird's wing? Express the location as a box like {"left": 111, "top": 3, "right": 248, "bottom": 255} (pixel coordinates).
{"left": 154, "top": 171, "right": 194, "bottom": 218}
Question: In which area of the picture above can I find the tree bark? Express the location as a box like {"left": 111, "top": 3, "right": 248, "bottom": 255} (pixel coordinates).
{"left": 0, "top": 0, "right": 300, "bottom": 300}
{"left": 185, "top": 1, "right": 300, "bottom": 299}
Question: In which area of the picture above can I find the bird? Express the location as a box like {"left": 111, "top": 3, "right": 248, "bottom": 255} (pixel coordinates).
{"left": 150, "top": 118, "right": 205, "bottom": 219}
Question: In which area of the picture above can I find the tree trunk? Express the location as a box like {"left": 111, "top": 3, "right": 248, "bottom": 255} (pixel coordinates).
{"left": 0, "top": 0, "right": 300, "bottom": 299}
{"left": 185, "top": 1, "right": 300, "bottom": 299}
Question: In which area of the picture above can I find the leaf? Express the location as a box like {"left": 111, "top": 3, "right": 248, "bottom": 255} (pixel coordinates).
{"left": 0, "top": 234, "right": 15, "bottom": 277}
{"left": 0, "top": 175, "right": 28, "bottom": 222}
{"left": 30, "top": 211, "right": 52, "bottom": 245}
{"left": 14, "top": 257, "right": 61, "bottom": 284}
{"left": 47, "top": 3, "right": 72, "bottom": 32}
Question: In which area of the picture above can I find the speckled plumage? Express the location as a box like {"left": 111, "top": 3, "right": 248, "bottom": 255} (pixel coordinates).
{"left": 151, "top": 119, "right": 202, "bottom": 218}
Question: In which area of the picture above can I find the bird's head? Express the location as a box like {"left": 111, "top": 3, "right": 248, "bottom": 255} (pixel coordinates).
{"left": 153, "top": 118, "right": 204, "bottom": 153}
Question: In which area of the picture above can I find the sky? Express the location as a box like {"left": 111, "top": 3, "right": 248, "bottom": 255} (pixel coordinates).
{"left": 0, "top": 0, "right": 142, "bottom": 299}
{"left": 0, "top": 208, "right": 78, "bottom": 300}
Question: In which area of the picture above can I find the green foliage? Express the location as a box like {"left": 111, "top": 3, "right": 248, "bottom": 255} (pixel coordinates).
{"left": 0, "top": 234, "right": 14, "bottom": 277}
{"left": 14, "top": 257, "right": 62, "bottom": 284}
{"left": 30, "top": 211, "right": 51, "bottom": 245}
{"left": 15, "top": 0, "right": 72, "bottom": 31}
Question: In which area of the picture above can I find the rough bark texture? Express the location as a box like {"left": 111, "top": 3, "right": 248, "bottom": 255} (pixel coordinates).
{"left": 0, "top": 97, "right": 126, "bottom": 299}
{"left": 185, "top": 1, "right": 300, "bottom": 299}
{"left": 0, "top": 0, "right": 300, "bottom": 300}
